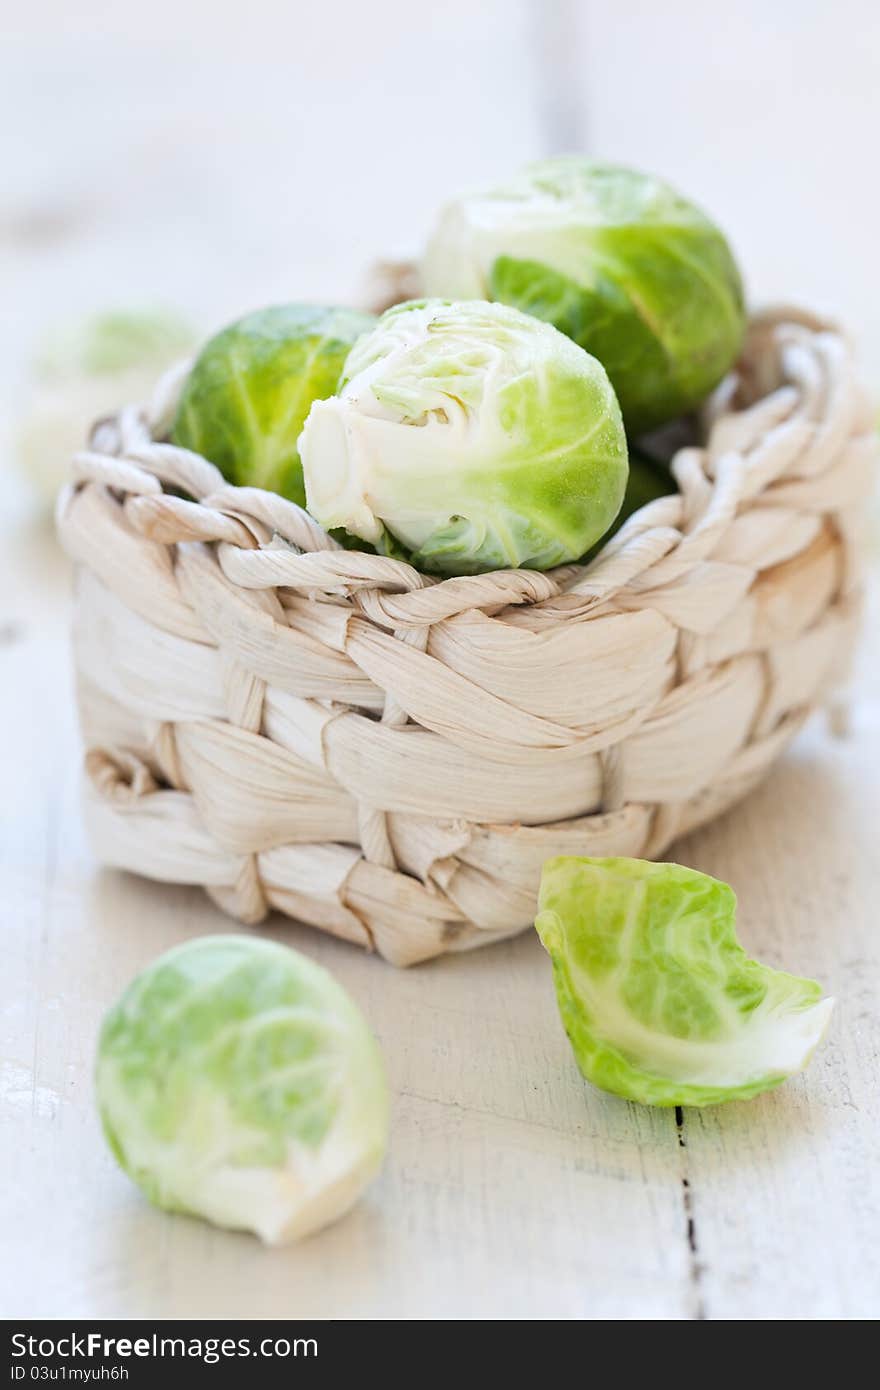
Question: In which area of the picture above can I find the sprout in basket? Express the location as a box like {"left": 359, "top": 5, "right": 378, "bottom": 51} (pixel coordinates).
{"left": 299, "top": 298, "right": 629, "bottom": 575}
{"left": 172, "top": 304, "right": 375, "bottom": 507}
{"left": 422, "top": 158, "right": 746, "bottom": 434}
{"left": 536, "top": 857, "right": 833, "bottom": 1107}
{"left": 96, "top": 935, "right": 389, "bottom": 1244}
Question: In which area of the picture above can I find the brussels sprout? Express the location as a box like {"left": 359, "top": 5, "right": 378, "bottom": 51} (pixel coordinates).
{"left": 299, "top": 298, "right": 628, "bottom": 575}
{"left": 536, "top": 858, "right": 833, "bottom": 1107}
{"left": 36, "top": 309, "right": 194, "bottom": 378}
{"left": 96, "top": 936, "right": 388, "bottom": 1243}
{"left": 16, "top": 308, "right": 194, "bottom": 509}
{"left": 423, "top": 158, "right": 746, "bottom": 434}
{"left": 172, "top": 304, "right": 375, "bottom": 506}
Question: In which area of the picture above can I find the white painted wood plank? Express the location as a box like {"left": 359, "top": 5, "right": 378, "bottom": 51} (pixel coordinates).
{"left": 672, "top": 678, "right": 880, "bottom": 1319}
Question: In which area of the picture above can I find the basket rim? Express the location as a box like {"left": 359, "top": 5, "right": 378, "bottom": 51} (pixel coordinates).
{"left": 58, "top": 305, "right": 869, "bottom": 633}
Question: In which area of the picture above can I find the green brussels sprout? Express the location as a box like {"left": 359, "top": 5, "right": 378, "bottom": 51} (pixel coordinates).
{"left": 423, "top": 158, "right": 746, "bottom": 434}
{"left": 96, "top": 936, "right": 389, "bottom": 1243}
{"left": 172, "top": 304, "right": 375, "bottom": 506}
{"left": 536, "top": 858, "right": 833, "bottom": 1107}
{"left": 299, "top": 298, "right": 628, "bottom": 575}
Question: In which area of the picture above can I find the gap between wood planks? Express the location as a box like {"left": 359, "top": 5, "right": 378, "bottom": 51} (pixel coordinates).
{"left": 675, "top": 1106, "right": 707, "bottom": 1320}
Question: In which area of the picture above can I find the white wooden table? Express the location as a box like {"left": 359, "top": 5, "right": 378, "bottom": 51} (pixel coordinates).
{"left": 2, "top": 474, "right": 878, "bottom": 1321}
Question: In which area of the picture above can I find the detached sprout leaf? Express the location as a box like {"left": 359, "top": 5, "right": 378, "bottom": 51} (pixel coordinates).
{"left": 96, "top": 936, "right": 389, "bottom": 1243}
{"left": 535, "top": 858, "right": 833, "bottom": 1107}
{"left": 299, "top": 298, "right": 629, "bottom": 575}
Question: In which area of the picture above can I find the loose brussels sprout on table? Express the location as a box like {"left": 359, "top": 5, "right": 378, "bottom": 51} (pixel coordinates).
{"left": 423, "top": 158, "right": 745, "bottom": 434}
{"left": 299, "top": 297, "right": 629, "bottom": 575}
{"left": 96, "top": 936, "right": 389, "bottom": 1244}
{"left": 172, "top": 304, "right": 375, "bottom": 506}
{"left": 536, "top": 858, "right": 833, "bottom": 1107}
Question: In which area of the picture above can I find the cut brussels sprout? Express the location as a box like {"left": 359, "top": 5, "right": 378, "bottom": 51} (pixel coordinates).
{"left": 172, "top": 304, "right": 375, "bottom": 506}
{"left": 423, "top": 158, "right": 745, "bottom": 434}
{"left": 299, "top": 298, "right": 628, "bottom": 575}
{"left": 535, "top": 857, "right": 833, "bottom": 1107}
{"left": 96, "top": 935, "right": 389, "bottom": 1243}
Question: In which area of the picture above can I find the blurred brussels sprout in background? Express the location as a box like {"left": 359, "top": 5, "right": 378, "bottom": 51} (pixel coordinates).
{"left": 423, "top": 158, "right": 745, "bottom": 434}
{"left": 300, "top": 298, "right": 628, "bottom": 575}
{"left": 15, "top": 309, "right": 194, "bottom": 510}
{"left": 172, "top": 304, "right": 374, "bottom": 506}
{"left": 536, "top": 857, "right": 833, "bottom": 1107}
{"left": 96, "top": 935, "right": 389, "bottom": 1244}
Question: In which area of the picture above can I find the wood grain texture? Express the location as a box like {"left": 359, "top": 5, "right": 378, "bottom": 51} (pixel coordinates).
{"left": 1, "top": 490, "right": 878, "bottom": 1320}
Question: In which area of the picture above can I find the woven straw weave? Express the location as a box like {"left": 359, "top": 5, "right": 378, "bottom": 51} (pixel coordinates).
{"left": 57, "top": 307, "right": 876, "bottom": 964}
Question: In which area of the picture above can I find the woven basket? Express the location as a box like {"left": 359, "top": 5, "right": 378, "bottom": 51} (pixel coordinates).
{"left": 57, "top": 306, "right": 877, "bottom": 965}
